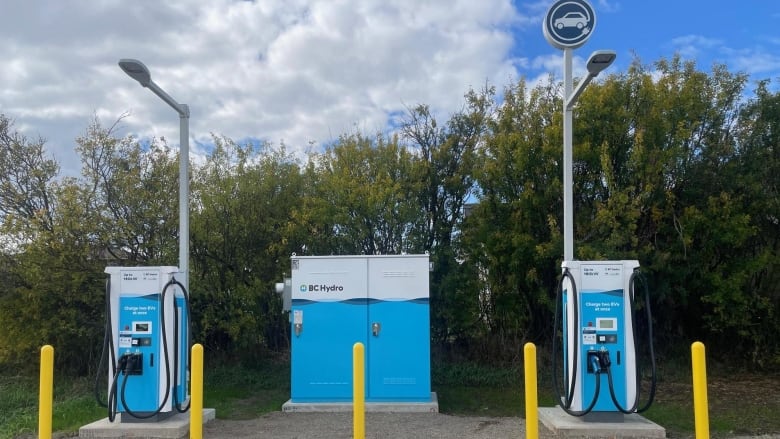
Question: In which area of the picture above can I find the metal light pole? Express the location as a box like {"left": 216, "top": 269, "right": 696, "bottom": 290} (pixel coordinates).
{"left": 544, "top": 0, "right": 615, "bottom": 262}
{"left": 119, "top": 59, "right": 190, "bottom": 289}
{"left": 562, "top": 49, "right": 615, "bottom": 261}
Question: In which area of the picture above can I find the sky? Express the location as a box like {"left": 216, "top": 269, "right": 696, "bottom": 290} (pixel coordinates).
{"left": 1, "top": 0, "right": 779, "bottom": 177}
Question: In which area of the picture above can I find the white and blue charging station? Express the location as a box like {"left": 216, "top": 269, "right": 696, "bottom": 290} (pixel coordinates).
{"left": 555, "top": 260, "right": 656, "bottom": 420}
{"left": 104, "top": 266, "right": 190, "bottom": 422}
{"left": 288, "top": 254, "right": 432, "bottom": 403}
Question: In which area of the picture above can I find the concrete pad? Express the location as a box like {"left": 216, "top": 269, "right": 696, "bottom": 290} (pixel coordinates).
{"left": 281, "top": 392, "right": 439, "bottom": 413}
{"left": 79, "top": 408, "right": 216, "bottom": 439}
{"left": 538, "top": 406, "right": 665, "bottom": 438}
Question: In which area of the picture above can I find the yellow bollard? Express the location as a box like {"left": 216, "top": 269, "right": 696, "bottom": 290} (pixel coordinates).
{"left": 524, "top": 343, "right": 539, "bottom": 439}
{"left": 190, "top": 344, "right": 204, "bottom": 439}
{"left": 353, "top": 342, "right": 365, "bottom": 439}
{"left": 691, "top": 341, "right": 709, "bottom": 439}
{"left": 38, "top": 345, "right": 54, "bottom": 439}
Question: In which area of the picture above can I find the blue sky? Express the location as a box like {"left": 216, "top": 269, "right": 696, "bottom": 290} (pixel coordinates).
{"left": 0, "top": 0, "right": 778, "bottom": 177}
{"left": 536, "top": 1, "right": 780, "bottom": 80}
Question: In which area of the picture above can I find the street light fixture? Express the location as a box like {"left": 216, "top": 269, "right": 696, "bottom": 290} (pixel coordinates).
{"left": 566, "top": 50, "right": 616, "bottom": 110}
{"left": 119, "top": 58, "right": 190, "bottom": 289}
{"left": 562, "top": 49, "right": 616, "bottom": 261}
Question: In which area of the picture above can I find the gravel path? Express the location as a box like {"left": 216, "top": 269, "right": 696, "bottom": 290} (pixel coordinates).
{"left": 202, "top": 412, "right": 525, "bottom": 439}
{"left": 200, "top": 412, "right": 780, "bottom": 439}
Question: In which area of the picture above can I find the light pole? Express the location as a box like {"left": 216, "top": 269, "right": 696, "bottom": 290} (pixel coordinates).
{"left": 562, "top": 49, "right": 615, "bottom": 261}
{"left": 119, "top": 59, "right": 190, "bottom": 288}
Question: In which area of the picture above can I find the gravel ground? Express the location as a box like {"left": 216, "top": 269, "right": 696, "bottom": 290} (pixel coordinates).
{"left": 202, "top": 412, "right": 525, "bottom": 439}
{"left": 200, "top": 412, "right": 780, "bottom": 439}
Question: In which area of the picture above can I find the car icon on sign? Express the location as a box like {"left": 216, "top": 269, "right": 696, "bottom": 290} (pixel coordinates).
{"left": 554, "top": 12, "right": 587, "bottom": 30}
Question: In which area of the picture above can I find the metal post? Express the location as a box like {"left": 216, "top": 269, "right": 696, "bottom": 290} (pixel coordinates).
{"left": 119, "top": 59, "right": 191, "bottom": 291}
{"left": 691, "top": 342, "right": 710, "bottom": 439}
{"left": 353, "top": 342, "right": 365, "bottom": 439}
{"left": 524, "top": 343, "right": 539, "bottom": 439}
{"left": 563, "top": 48, "right": 574, "bottom": 262}
{"left": 190, "top": 343, "right": 203, "bottom": 439}
{"left": 38, "top": 345, "right": 54, "bottom": 439}
{"left": 179, "top": 107, "right": 190, "bottom": 291}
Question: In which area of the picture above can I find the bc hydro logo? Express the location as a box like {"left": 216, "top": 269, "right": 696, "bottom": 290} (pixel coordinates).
{"left": 300, "top": 284, "right": 345, "bottom": 293}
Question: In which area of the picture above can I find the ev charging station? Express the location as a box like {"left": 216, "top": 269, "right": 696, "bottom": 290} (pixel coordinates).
{"left": 555, "top": 260, "right": 656, "bottom": 419}
{"left": 103, "top": 266, "right": 191, "bottom": 422}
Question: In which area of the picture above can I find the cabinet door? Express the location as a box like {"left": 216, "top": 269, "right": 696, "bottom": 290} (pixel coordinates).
{"left": 290, "top": 257, "right": 368, "bottom": 402}
{"left": 366, "top": 256, "right": 431, "bottom": 401}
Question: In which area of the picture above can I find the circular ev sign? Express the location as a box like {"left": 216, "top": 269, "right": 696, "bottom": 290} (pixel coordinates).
{"left": 543, "top": 0, "right": 596, "bottom": 50}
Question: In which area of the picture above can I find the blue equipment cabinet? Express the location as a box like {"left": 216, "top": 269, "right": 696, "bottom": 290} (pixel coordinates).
{"left": 290, "top": 255, "right": 432, "bottom": 403}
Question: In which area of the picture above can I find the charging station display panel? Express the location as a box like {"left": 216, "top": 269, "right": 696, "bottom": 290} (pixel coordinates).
{"left": 580, "top": 261, "right": 636, "bottom": 412}
{"left": 118, "top": 294, "right": 162, "bottom": 412}
{"left": 562, "top": 260, "right": 638, "bottom": 414}
{"left": 105, "top": 266, "right": 182, "bottom": 419}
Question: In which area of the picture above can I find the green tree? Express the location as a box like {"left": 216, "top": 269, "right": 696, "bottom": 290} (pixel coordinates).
{"left": 731, "top": 80, "right": 780, "bottom": 366}
{"left": 76, "top": 116, "right": 179, "bottom": 265}
{"left": 298, "top": 133, "right": 422, "bottom": 255}
{"left": 0, "top": 114, "right": 58, "bottom": 241}
{"left": 401, "top": 86, "right": 494, "bottom": 344}
{"left": 564, "top": 55, "right": 773, "bottom": 364}
{"left": 462, "top": 77, "right": 562, "bottom": 357}
{"left": 0, "top": 115, "right": 183, "bottom": 372}
{"left": 190, "top": 137, "right": 304, "bottom": 357}
{"left": 0, "top": 114, "right": 105, "bottom": 372}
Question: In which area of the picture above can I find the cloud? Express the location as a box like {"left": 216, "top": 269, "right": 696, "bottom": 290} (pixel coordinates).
{"left": 670, "top": 34, "right": 780, "bottom": 78}
{"left": 0, "top": 0, "right": 524, "bottom": 177}
{"left": 722, "top": 48, "right": 780, "bottom": 77}
{"left": 670, "top": 35, "right": 723, "bottom": 60}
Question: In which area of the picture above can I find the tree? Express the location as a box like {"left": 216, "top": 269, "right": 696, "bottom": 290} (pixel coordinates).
{"left": 0, "top": 114, "right": 59, "bottom": 242}
{"left": 0, "top": 114, "right": 104, "bottom": 372}
{"left": 298, "top": 133, "right": 422, "bottom": 255}
{"left": 401, "top": 86, "right": 495, "bottom": 344}
{"left": 731, "top": 80, "right": 780, "bottom": 366}
{"left": 462, "top": 77, "right": 563, "bottom": 356}
{"left": 190, "top": 137, "right": 304, "bottom": 356}
{"left": 76, "top": 116, "right": 179, "bottom": 265}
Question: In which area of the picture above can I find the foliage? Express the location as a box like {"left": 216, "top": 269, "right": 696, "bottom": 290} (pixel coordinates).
{"left": 0, "top": 374, "right": 104, "bottom": 439}
{"left": 190, "top": 137, "right": 304, "bottom": 356}
{"left": 298, "top": 132, "right": 423, "bottom": 255}
{"left": 0, "top": 56, "right": 779, "bottom": 373}
{"left": 462, "top": 77, "right": 562, "bottom": 357}
{"left": 401, "top": 86, "right": 495, "bottom": 344}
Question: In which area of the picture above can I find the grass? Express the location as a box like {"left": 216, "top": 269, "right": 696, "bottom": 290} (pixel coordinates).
{"left": 431, "top": 358, "right": 780, "bottom": 438}
{"left": 203, "top": 356, "right": 291, "bottom": 420}
{"left": 1, "top": 355, "right": 779, "bottom": 438}
{"left": 0, "top": 374, "right": 104, "bottom": 439}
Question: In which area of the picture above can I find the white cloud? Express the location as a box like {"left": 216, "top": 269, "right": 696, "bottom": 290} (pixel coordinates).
{"left": 723, "top": 48, "right": 780, "bottom": 77}
{"left": 0, "top": 0, "right": 525, "bottom": 177}
{"left": 670, "top": 35, "right": 723, "bottom": 60}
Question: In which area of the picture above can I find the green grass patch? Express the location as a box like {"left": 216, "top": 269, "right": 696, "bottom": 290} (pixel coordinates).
{"left": 1, "top": 356, "right": 779, "bottom": 438}
{"left": 0, "top": 374, "right": 104, "bottom": 439}
{"left": 203, "top": 357, "right": 290, "bottom": 420}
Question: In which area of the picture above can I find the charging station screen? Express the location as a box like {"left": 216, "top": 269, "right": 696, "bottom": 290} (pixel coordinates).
{"left": 599, "top": 319, "right": 614, "bottom": 329}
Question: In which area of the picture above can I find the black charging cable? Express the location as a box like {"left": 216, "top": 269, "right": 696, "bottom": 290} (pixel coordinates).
{"left": 603, "top": 269, "right": 657, "bottom": 414}
{"left": 552, "top": 268, "right": 602, "bottom": 416}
